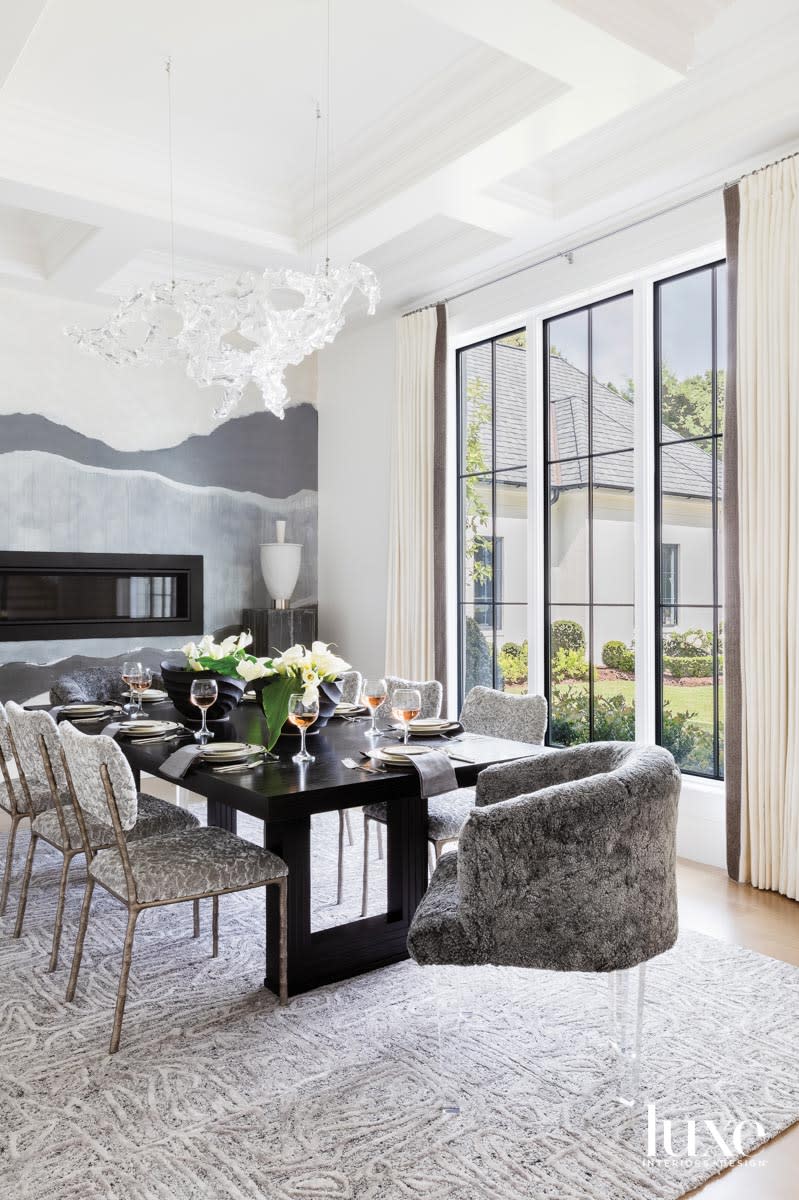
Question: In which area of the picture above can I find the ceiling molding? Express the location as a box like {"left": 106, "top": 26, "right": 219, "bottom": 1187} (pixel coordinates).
{"left": 295, "top": 45, "right": 565, "bottom": 240}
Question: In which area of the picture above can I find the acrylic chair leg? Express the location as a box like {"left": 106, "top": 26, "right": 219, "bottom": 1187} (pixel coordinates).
{"left": 336, "top": 810, "right": 345, "bottom": 905}
{"left": 13, "top": 832, "right": 39, "bottom": 939}
{"left": 193, "top": 898, "right": 200, "bottom": 937}
{"left": 608, "top": 962, "right": 647, "bottom": 1107}
{"left": 428, "top": 842, "right": 436, "bottom": 877}
{"left": 212, "top": 894, "right": 219, "bottom": 958}
{"left": 48, "top": 851, "right": 77, "bottom": 973}
{"left": 434, "top": 842, "right": 443, "bottom": 863}
{"left": 433, "top": 965, "right": 463, "bottom": 1116}
{"left": 110, "top": 908, "right": 140, "bottom": 1055}
{"left": 66, "top": 878, "right": 95, "bottom": 1002}
{"left": 0, "top": 813, "right": 23, "bottom": 917}
{"left": 277, "top": 878, "right": 288, "bottom": 1006}
{"left": 360, "top": 814, "right": 370, "bottom": 917}
{"left": 376, "top": 822, "right": 384, "bottom": 861}
{"left": 344, "top": 808, "right": 354, "bottom": 846}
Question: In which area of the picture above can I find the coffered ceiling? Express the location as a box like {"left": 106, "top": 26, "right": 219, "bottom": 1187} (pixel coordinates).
{"left": 0, "top": 0, "right": 797, "bottom": 313}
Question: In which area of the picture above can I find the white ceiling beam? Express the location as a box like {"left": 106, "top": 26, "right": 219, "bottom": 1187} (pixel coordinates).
{"left": 326, "top": 77, "right": 680, "bottom": 262}
{"left": 406, "top": 0, "right": 683, "bottom": 91}
{"left": 0, "top": 0, "right": 49, "bottom": 90}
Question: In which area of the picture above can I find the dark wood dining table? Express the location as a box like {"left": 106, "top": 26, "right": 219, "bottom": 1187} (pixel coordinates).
{"left": 84, "top": 703, "right": 547, "bottom": 998}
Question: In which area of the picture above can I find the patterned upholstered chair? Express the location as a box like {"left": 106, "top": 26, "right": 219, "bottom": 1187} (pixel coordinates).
{"left": 0, "top": 701, "right": 58, "bottom": 917}
{"left": 408, "top": 742, "right": 681, "bottom": 1106}
{"left": 340, "top": 670, "right": 363, "bottom": 706}
{"left": 60, "top": 722, "right": 289, "bottom": 1053}
{"left": 6, "top": 703, "right": 200, "bottom": 972}
{"left": 459, "top": 687, "right": 547, "bottom": 743}
{"left": 361, "top": 687, "right": 548, "bottom": 917}
{"left": 50, "top": 665, "right": 161, "bottom": 706}
{"left": 375, "top": 676, "right": 443, "bottom": 723}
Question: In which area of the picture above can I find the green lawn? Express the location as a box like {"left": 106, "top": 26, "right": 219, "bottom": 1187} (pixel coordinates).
{"left": 593, "top": 679, "right": 720, "bottom": 732}
{"left": 507, "top": 677, "right": 721, "bottom": 733}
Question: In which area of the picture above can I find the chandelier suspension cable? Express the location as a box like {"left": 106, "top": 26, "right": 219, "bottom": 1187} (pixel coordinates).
{"left": 309, "top": 100, "right": 322, "bottom": 264}
{"left": 325, "top": 0, "right": 331, "bottom": 274}
{"left": 165, "top": 57, "right": 176, "bottom": 292}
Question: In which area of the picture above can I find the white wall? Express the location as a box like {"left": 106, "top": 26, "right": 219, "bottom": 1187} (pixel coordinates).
{"left": 317, "top": 314, "right": 396, "bottom": 675}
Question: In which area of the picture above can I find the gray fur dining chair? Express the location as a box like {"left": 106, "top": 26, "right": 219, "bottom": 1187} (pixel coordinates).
{"left": 408, "top": 741, "right": 681, "bottom": 1108}
{"left": 6, "top": 703, "right": 200, "bottom": 973}
{"left": 60, "top": 722, "right": 289, "bottom": 1053}
{"left": 50, "top": 664, "right": 161, "bottom": 706}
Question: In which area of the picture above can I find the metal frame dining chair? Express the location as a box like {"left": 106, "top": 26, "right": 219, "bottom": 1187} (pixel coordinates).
{"left": 6, "top": 702, "right": 201, "bottom": 972}
{"left": 0, "top": 701, "right": 56, "bottom": 918}
{"left": 60, "top": 721, "right": 289, "bottom": 1054}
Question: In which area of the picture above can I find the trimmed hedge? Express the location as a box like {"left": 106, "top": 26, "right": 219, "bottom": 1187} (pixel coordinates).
{"left": 663, "top": 654, "right": 721, "bottom": 680}
{"left": 602, "top": 640, "right": 635, "bottom": 673}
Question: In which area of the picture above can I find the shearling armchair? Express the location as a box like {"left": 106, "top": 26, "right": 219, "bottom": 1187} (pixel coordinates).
{"left": 407, "top": 741, "right": 681, "bottom": 1109}
{"left": 408, "top": 742, "right": 680, "bottom": 972}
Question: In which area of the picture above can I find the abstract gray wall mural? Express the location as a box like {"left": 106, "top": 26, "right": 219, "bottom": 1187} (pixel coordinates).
{"left": 0, "top": 284, "right": 318, "bottom": 704}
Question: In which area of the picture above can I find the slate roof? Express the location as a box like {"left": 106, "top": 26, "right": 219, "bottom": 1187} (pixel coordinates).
{"left": 464, "top": 341, "right": 717, "bottom": 500}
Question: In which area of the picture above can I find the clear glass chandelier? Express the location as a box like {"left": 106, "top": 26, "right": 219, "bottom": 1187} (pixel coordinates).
{"left": 66, "top": 12, "right": 379, "bottom": 421}
{"left": 67, "top": 261, "right": 379, "bottom": 419}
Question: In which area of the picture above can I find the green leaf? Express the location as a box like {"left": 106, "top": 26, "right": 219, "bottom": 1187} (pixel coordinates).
{"left": 260, "top": 673, "right": 301, "bottom": 751}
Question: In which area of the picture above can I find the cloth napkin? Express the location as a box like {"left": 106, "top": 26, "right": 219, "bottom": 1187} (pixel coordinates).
{"left": 160, "top": 744, "right": 204, "bottom": 780}
{"left": 407, "top": 749, "right": 458, "bottom": 798}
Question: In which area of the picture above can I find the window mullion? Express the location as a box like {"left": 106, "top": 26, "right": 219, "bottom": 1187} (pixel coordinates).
{"left": 635, "top": 280, "right": 657, "bottom": 743}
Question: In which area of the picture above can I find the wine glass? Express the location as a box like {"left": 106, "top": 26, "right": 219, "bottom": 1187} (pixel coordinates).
{"left": 128, "top": 666, "right": 153, "bottom": 720}
{"left": 288, "top": 692, "right": 319, "bottom": 764}
{"left": 362, "top": 677, "right": 387, "bottom": 739}
{"left": 121, "top": 660, "right": 142, "bottom": 715}
{"left": 190, "top": 679, "right": 218, "bottom": 743}
{"left": 391, "top": 688, "right": 421, "bottom": 745}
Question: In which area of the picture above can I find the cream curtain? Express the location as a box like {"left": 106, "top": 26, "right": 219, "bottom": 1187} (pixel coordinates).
{"left": 736, "top": 156, "right": 799, "bottom": 898}
{"left": 385, "top": 307, "right": 440, "bottom": 680}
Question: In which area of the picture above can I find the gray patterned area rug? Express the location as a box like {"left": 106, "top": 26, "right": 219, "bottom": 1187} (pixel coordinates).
{"left": 0, "top": 814, "right": 798, "bottom": 1200}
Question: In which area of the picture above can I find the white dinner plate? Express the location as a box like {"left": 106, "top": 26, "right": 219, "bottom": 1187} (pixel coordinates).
{"left": 116, "top": 720, "right": 180, "bottom": 737}
{"left": 121, "top": 688, "right": 168, "bottom": 703}
{"left": 196, "top": 741, "right": 261, "bottom": 761}
{"left": 390, "top": 718, "right": 459, "bottom": 736}
{"left": 60, "top": 702, "right": 117, "bottom": 716}
{"left": 370, "top": 745, "right": 435, "bottom": 766}
{"left": 335, "top": 703, "right": 367, "bottom": 715}
{"left": 242, "top": 691, "right": 259, "bottom": 703}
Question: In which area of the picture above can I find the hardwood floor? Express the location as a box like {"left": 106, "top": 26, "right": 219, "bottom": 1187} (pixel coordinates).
{"left": 678, "top": 859, "right": 799, "bottom": 1197}
{"left": 1, "top": 795, "right": 796, "bottom": 1196}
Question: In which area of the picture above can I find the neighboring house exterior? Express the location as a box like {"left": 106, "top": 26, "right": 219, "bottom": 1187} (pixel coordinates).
{"left": 463, "top": 342, "right": 717, "bottom": 659}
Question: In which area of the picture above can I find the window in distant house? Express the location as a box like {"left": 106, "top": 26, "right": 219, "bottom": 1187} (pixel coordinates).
{"left": 661, "top": 545, "right": 679, "bottom": 626}
{"left": 457, "top": 332, "right": 527, "bottom": 696}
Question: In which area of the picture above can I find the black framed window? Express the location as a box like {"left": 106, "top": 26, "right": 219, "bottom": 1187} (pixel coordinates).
{"left": 457, "top": 331, "right": 528, "bottom": 697}
{"left": 544, "top": 292, "right": 636, "bottom": 746}
{"left": 661, "top": 545, "right": 679, "bottom": 626}
{"left": 655, "top": 261, "right": 725, "bottom": 779}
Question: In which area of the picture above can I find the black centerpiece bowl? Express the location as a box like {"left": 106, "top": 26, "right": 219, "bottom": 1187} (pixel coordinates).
{"left": 160, "top": 661, "right": 247, "bottom": 724}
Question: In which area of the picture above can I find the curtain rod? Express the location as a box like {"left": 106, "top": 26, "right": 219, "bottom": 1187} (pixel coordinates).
{"left": 401, "top": 144, "right": 799, "bottom": 317}
{"left": 402, "top": 184, "right": 722, "bottom": 317}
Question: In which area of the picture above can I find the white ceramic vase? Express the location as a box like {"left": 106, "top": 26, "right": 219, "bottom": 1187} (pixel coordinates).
{"left": 260, "top": 520, "right": 301, "bottom": 610}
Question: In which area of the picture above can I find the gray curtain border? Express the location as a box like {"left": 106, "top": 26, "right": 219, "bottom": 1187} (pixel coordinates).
{"left": 723, "top": 184, "right": 742, "bottom": 881}
{"left": 433, "top": 303, "right": 448, "bottom": 704}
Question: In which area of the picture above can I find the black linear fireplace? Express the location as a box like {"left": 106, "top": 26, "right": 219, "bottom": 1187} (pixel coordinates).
{"left": 0, "top": 552, "right": 203, "bottom": 641}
